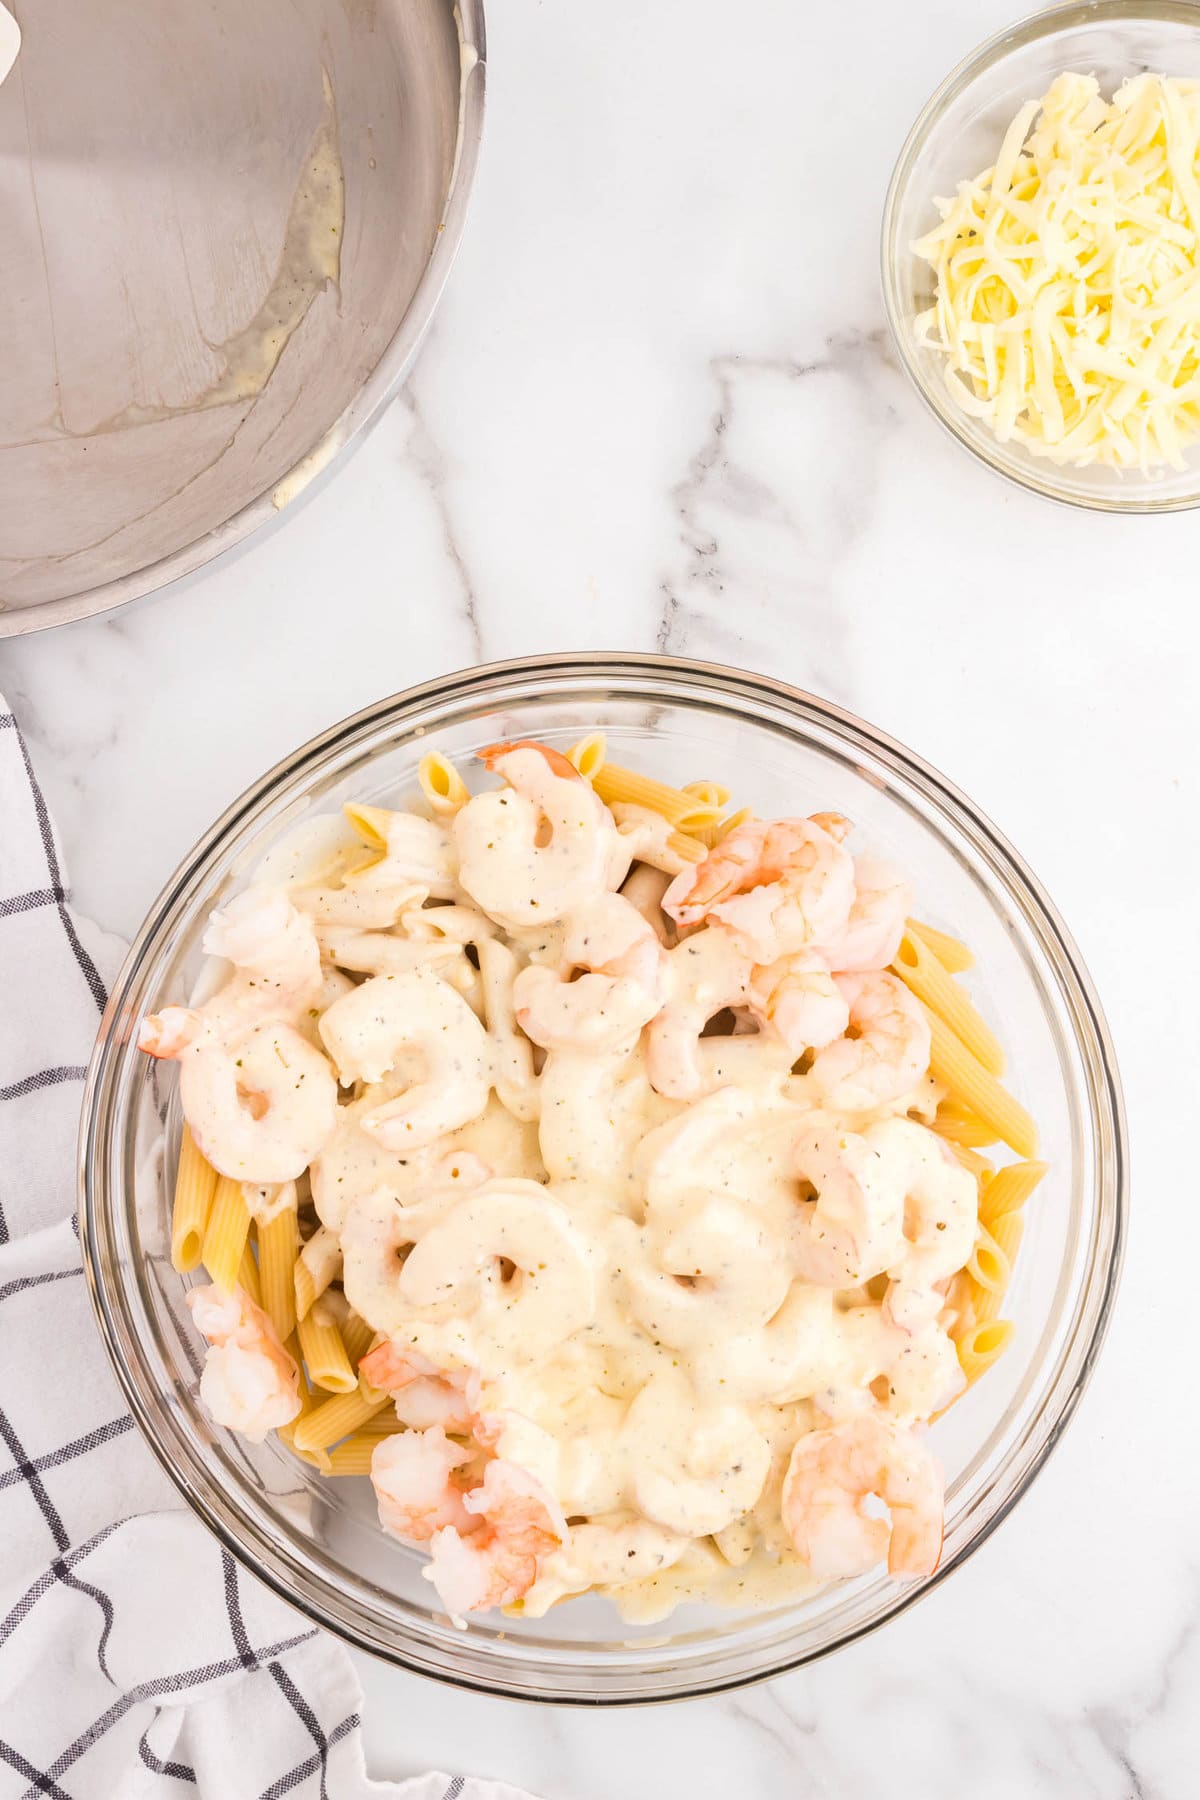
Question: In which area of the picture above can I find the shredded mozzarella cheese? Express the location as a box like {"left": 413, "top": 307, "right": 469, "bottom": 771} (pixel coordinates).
{"left": 914, "top": 72, "right": 1200, "bottom": 472}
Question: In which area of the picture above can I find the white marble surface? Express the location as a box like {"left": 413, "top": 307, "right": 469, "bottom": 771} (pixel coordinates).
{"left": 2, "top": 0, "right": 1198, "bottom": 1792}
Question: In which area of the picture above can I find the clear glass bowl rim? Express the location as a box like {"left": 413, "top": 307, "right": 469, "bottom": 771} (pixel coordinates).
{"left": 79, "top": 652, "right": 1128, "bottom": 1703}
{"left": 880, "top": 0, "right": 1200, "bottom": 515}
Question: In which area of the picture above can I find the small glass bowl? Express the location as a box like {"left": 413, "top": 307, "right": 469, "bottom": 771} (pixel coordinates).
{"left": 80, "top": 656, "right": 1126, "bottom": 1702}
{"left": 882, "top": 0, "right": 1200, "bottom": 512}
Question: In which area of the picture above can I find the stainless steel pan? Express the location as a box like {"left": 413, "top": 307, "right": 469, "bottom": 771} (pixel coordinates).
{"left": 0, "top": 0, "right": 485, "bottom": 632}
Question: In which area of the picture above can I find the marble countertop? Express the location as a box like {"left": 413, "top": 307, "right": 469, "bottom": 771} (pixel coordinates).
{"left": 2, "top": 0, "right": 1197, "bottom": 1793}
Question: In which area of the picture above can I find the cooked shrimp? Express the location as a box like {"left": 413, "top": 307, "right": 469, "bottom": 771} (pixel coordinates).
{"left": 454, "top": 741, "right": 627, "bottom": 929}
{"left": 203, "top": 888, "right": 322, "bottom": 996}
{"left": 393, "top": 1376, "right": 479, "bottom": 1433}
{"left": 425, "top": 1457, "right": 569, "bottom": 1615}
{"left": 623, "top": 1371, "right": 771, "bottom": 1536}
{"left": 433, "top": 1148, "right": 493, "bottom": 1188}
{"left": 781, "top": 1415, "right": 943, "bottom": 1579}
{"left": 359, "top": 1339, "right": 432, "bottom": 1392}
{"left": 625, "top": 1194, "right": 792, "bottom": 1350}
{"left": 810, "top": 971, "right": 931, "bottom": 1111}
{"left": 138, "top": 889, "right": 322, "bottom": 1058}
{"left": 520, "top": 1517, "right": 689, "bottom": 1616}
{"left": 358, "top": 1340, "right": 481, "bottom": 1431}
{"left": 747, "top": 952, "right": 849, "bottom": 1057}
{"left": 370, "top": 1425, "right": 478, "bottom": 1542}
{"left": 646, "top": 925, "right": 755, "bottom": 1099}
{"left": 313, "top": 1088, "right": 537, "bottom": 1235}
{"left": 319, "top": 967, "right": 492, "bottom": 1149}
{"left": 340, "top": 1189, "right": 429, "bottom": 1335}
{"left": 881, "top": 1322, "right": 966, "bottom": 1419}
{"left": 634, "top": 1084, "right": 761, "bottom": 1217}
{"left": 663, "top": 816, "right": 855, "bottom": 964}
{"left": 138, "top": 1006, "right": 208, "bottom": 1059}
{"left": 646, "top": 926, "right": 829, "bottom": 1102}
{"left": 876, "top": 1119, "right": 978, "bottom": 1331}
{"left": 398, "top": 1180, "right": 596, "bottom": 1364}
{"left": 537, "top": 1040, "right": 675, "bottom": 1190}
{"left": 513, "top": 892, "right": 667, "bottom": 1053}
{"left": 809, "top": 811, "right": 852, "bottom": 843}
{"left": 691, "top": 1286, "right": 902, "bottom": 1408}
{"left": 814, "top": 855, "right": 912, "bottom": 973}
{"left": 187, "top": 1284, "right": 300, "bottom": 1441}
{"left": 176, "top": 1021, "right": 338, "bottom": 1183}
{"left": 790, "top": 1122, "right": 908, "bottom": 1287}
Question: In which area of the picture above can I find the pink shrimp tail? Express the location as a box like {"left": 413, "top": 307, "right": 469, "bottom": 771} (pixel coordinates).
{"left": 359, "top": 1342, "right": 425, "bottom": 1392}
{"left": 888, "top": 1496, "right": 944, "bottom": 1578}
{"left": 477, "top": 740, "right": 581, "bottom": 781}
{"left": 662, "top": 821, "right": 769, "bottom": 920}
{"left": 137, "top": 1007, "right": 203, "bottom": 1059}
{"left": 809, "top": 811, "right": 853, "bottom": 844}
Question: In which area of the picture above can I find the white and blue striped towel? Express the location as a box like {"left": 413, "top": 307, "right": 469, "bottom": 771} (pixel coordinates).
{"left": 0, "top": 697, "right": 536, "bottom": 1800}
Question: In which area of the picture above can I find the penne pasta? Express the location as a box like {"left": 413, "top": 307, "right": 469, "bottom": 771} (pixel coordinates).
{"left": 418, "top": 751, "right": 470, "bottom": 815}
{"left": 338, "top": 848, "right": 387, "bottom": 887}
{"left": 925, "top": 1009, "right": 1038, "bottom": 1158}
{"left": 969, "top": 1213, "right": 1026, "bottom": 1323}
{"left": 275, "top": 1342, "right": 316, "bottom": 1445}
{"left": 987, "top": 1208, "right": 1025, "bottom": 1268}
{"left": 170, "top": 1126, "right": 218, "bottom": 1273}
{"left": 294, "top": 1225, "right": 342, "bottom": 1322}
{"left": 297, "top": 1300, "right": 357, "bottom": 1394}
{"left": 293, "top": 1259, "right": 318, "bottom": 1325}
{"left": 342, "top": 802, "right": 393, "bottom": 850}
{"left": 956, "top": 1319, "right": 1015, "bottom": 1384}
{"left": 966, "top": 1224, "right": 1011, "bottom": 1293}
{"left": 357, "top": 1408, "right": 408, "bottom": 1437}
{"left": 258, "top": 1205, "right": 299, "bottom": 1344}
{"left": 290, "top": 1442, "right": 333, "bottom": 1473}
{"left": 696, "top": 805, "right": 755, "bottom": 850}
{"left": 893, "top": 929, "right": 1005, "bottom": 1076}
{"left": 593, "top": 763, "right": 722, "bottom": 832}
{"left": 965, "top": 1275, "right": 1000, "bottom": 1327}
{"left": 665, "top": 828, "right": 709, "bottom": 865}
{"left": 906, "top": 918, "right": 975, "bottom": 974}
{"left": 719, "top": 810, "right": 755, "bottom": 842}
{"left": 979, "top": 1160, "right": 1048, "bottom": 1227}
{"left": 949, "top": 1143, "right": 995, "bottom": 1183}
{"left": 933, "top": 1101, "right": 1000, "bottom": 1148}
{"left": 291, "top": 1386, "right": 390, "bottom": 1456}
{"left": 325, "top": 1429, "right": 402, "bottom": 1476}
{"left": 238, "top": 1242, "right": 262, "bottom": 1308}
{"left": 566, "top": 733, "right": 607, "bottom": 782}
{"left": 682, "top": 779, "right": 732, "bottom": 809}
{"left": 340, "top": 1310, "right": 376, "bottom": 1370}
{"left": 278, "top": 1388, "right": 333, "bottom": 1472}
{"left": 202, "top": 1177, "right": 251, "bottom": 1296}
{"left": 714, "top": 805, "right": 753, "bottom": 843}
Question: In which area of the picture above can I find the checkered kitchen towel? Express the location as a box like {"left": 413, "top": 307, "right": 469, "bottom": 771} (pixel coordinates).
{"left": 0, "top": 701, "right": 535, "bottom": 1800}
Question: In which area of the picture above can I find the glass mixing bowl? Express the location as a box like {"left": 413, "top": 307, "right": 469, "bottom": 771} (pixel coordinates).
{"left": 882, "top": 0, "right": 1200, "bottom": 512}
{"left": 80, "top": 655, "right": 1126, "bottom": 1702}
